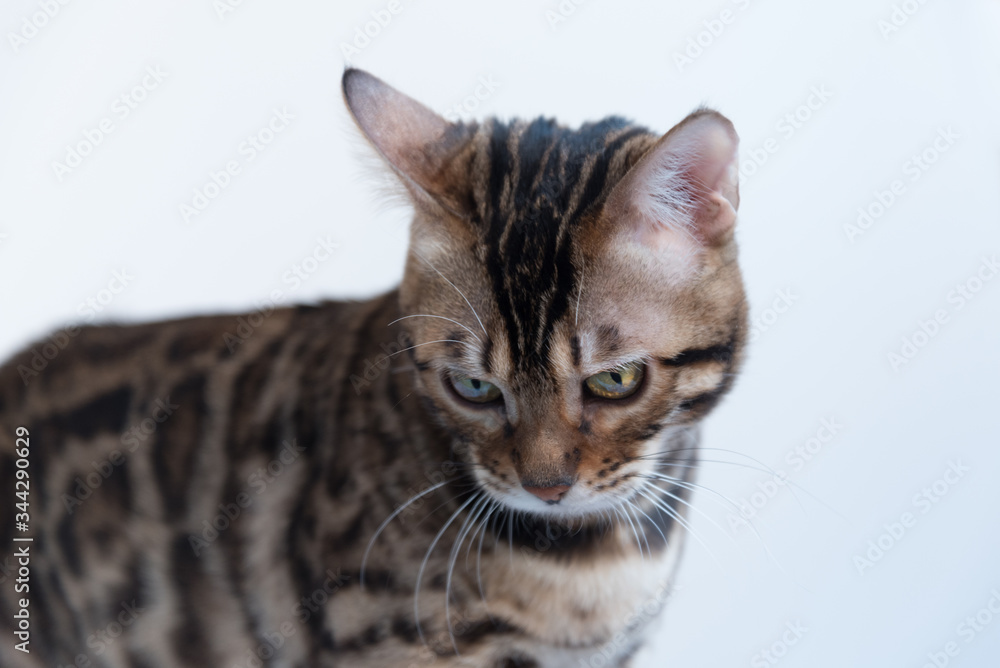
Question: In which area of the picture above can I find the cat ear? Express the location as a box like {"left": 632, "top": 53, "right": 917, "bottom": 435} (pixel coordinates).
{"left": 604, "top": 109, "right": 739, "bottom": 252}
{"left": 342, "top": 68, "right": 472, "bottom": 212}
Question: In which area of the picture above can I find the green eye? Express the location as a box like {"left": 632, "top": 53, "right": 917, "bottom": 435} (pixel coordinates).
{"left": 585, "top": 362, "right": 645, "bottom": 399}
{"left": 450, "top": 373, "right": 502, "bottom": 403}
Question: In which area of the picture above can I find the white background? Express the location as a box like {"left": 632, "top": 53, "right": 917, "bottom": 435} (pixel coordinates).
{"left": 2, "top": 1, "right": 999, "bottom": 666}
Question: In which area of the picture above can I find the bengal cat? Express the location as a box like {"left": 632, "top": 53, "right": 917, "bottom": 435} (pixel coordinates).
{"left": 0, "top": 68, "right": 747, "bottom": 667}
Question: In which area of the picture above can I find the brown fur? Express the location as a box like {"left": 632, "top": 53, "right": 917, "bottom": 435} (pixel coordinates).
{"left": 0, "top": 69, "right": 747, "bottom": 667}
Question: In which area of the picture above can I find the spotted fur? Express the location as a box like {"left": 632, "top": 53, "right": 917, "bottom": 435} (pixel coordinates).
{"left": 0, "top": 69, "right": 747, "bottom": 667}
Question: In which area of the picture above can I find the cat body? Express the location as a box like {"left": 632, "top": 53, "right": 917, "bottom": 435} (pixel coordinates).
{"left": 0, "top": 69, "right": 747, "bottom": 667}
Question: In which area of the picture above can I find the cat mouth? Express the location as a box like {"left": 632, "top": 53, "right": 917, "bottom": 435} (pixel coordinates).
{"left": 452, "top": 471, "right": 683, "bottom": 557}
{"left": 471, "top": 470, "right": 646, "bottom": 521}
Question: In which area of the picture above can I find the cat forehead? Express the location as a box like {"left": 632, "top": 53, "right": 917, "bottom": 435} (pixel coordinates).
{"left": 410, "top": 117, "right": 644, "bottom": 365}
{"left": 466, "top": 116, "right": 656, "bottom": 229}
{"left": 404, "top": 111, "right": 740, "bottom": 374}
{"left": 418, "top": 117, "right": 657, "bottom": 369}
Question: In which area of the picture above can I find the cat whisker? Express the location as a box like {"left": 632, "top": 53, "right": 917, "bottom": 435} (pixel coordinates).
{"left": 615, "top": 503, "right": 646, "bottom": 561}
{"left": 489, "top": 505, "right": 505, "bottom": 558}
{"left": 389, "top": 339, "right": 480, "bottom": 359}
{"left": 469, "top": 500, "right": 496, "bottom": 601}
{"left": 506, "top": 510, "right": 514, "bottom": 566}
{"left": 408, "top": 482, "right": 481, "bottom": 534}
{"left": 473, "top": 500, "right": 500, "bottom": 624}
{"left": 641, "top": 448, "right": 804, "bottom": 505}
{"left": 464, "top": 502, "right": 484, "bottom": 569}
{"left": 636, "top": 478, "right": 737, "bottom": 547}
{"left": 415, "top": 494, "right": 479, "bottom": 647}
{"left": 633, "top": 506, "right": 651, "bottom": 558}
{"left": 361, "top": 480, "right": 450, "bottom": 589}
{"left": 412, "top": 249, "right": 488, "bottom": 336}
{"left": 625, "top": 496, "right": 666, "bottom": 551}
{"left": 574, "top": 259, "right": 585, "bottom": 328}
{"left": 643, "top": 472, "right": 744, "bottom": 517}
{"left": 650, "top": 446, "right": 791, "bottom": 482}
{"left": 445, "top": 495, "right": 490, "bottom": 655}
{"left": 652, "top": 472, "right": 793, "bottom": 572}
{"left": 600, "top": 508, "right": 613, "bottom": 535}
{"left": 388, "top": 314, "right": 483, "bottom": 343}
{"left": 626, "top": 500, "right": 653, "bottom": 558}
{"left": 635, "top": 482, "right": 725, "bottom": 575}
{"left": 643, "top": 449, "right": 846, "bottom": 522}
{"left": 642, "top": 472, "right": 795, "bottom": 580}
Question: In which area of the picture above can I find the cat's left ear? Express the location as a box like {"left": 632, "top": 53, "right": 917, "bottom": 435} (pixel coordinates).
{"left": 604, "top": 109, "right": 739, "bottom": 252}
{"left": 342, "top": 68, "right": 473, "bottom": 213}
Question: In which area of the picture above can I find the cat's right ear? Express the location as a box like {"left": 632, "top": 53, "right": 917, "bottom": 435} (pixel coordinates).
{"left": 342, "top": 68, "right": 473, "bottom": 214}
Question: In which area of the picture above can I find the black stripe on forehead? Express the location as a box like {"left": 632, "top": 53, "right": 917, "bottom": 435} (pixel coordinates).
{"left": 536, "top": 123, "right": 651, "bottom": 360}
{"left": 517, "top": 117, "right": 561, "bottom": 198}
{"left": 576, "top": 123, "right": 650, "bottom": 215}
{"left": 479, "top": 116, "right": 652, "bottom": 370}
{"left": 484, "top": 120, "right": 518, "bottom": 363}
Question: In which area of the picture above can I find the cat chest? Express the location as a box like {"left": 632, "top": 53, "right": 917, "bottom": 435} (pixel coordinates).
{"left": 484, "top": 536, "right": 683, "bottom": 654}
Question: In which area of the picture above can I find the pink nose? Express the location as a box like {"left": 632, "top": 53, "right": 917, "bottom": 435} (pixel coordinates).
{"left": 522, "top": 484, "right": 571, "bottom": 503}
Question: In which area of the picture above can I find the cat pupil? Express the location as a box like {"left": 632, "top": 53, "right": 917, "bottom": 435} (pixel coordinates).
{"left": 610, "top": 371, "right": 622, "bottom": 385}
{"left": 471, "top": 379, "right": 481, "bottom": 390}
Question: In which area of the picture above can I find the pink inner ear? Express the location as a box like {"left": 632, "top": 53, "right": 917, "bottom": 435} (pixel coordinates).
{"left": 612, "top": 110, "right": 739, "bottom": 250}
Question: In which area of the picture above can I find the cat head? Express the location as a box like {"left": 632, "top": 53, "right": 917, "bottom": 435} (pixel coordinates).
{"left": 344, "top": 69, "right": 747, "bottom": 520}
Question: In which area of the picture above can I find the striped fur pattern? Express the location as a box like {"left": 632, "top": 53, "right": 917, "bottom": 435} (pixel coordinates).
{"left": 0, "top": 69, "right": 747, "bottom": 667}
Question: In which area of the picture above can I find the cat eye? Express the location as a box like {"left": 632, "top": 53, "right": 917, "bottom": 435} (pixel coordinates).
{"left": 584, "top": 362, "right": 645, "bottom": 400}
{"left": 449, "top": 372, "right": 503, "bottom": 404}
